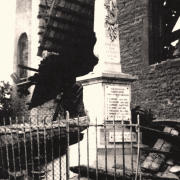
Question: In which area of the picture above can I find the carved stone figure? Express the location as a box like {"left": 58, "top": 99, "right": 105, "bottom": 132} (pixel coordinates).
{"left": 104, "top": 0, "right": 119, "bottom": 42}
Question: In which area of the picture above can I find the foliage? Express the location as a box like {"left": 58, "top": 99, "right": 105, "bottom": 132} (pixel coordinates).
{"left": 131, "top": 106, "right": 156, "bottom": 126}
{"left": 131, "top": 106, "right": 157, "bottom": 145}
{"left": 0, "top": 81, "right": 13, "bottom": 118}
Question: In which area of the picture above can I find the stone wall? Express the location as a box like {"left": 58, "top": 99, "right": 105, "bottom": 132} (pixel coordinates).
{"left": 117, "top": 0, "right": 180, "bottom": 120}
{"left": 131, "top": 59, "right": 180, "bottom": 120}
{"left": 12, "top": 0, "right": 50, "bottom": 118}
{"left": 12, "top": 0, "right": 42, "bottom": 118}
{"left": 117, "top": 0, "right": 148, "bottom": 75}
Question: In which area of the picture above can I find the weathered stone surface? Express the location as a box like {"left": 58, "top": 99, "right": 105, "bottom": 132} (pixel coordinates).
{"left": 70, "top": 175, "right": 94, "bottom": 180}
{"left": 118, "top": 0, "right": 180, "bottom": 121}
{"left": 70, "top": 165, "right": 163, "bottom": 180}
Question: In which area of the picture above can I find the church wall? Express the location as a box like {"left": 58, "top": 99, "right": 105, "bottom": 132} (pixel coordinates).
{"left": 118, "top": 0, "right": 180, "bottom": 121}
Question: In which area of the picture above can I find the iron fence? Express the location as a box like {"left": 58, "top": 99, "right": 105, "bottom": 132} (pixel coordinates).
{"left": 0, "top": 112, "right": 141, "bottom": 180}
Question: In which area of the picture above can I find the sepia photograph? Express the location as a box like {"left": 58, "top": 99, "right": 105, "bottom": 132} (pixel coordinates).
{"left": 0, "top": 0, "right": 180, "bottom": 179}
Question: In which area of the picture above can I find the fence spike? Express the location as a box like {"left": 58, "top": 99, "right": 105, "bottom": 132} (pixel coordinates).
{"left": 113, "top": 117, "right": 116, "bottom": 180}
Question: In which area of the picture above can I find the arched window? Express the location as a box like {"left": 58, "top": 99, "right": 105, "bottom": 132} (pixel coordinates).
{"left": 18, "top": 33, "right": 28, "bottom": 78}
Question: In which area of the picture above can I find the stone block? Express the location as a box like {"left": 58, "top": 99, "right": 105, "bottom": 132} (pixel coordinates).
{"left": 167, "top": 59, "right": 180, "bottom": 69}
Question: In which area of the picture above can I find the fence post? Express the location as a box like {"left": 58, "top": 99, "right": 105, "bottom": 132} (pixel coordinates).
{"left": 66, "top": 111, "right": 70, "bottom": 180}
{"left": 22, "top": 116, "right": 28, "bottom": 178}
{"left": 130, "top": 118, "right": 134, "bottom": 180}
{"left": 78, "top": 115, "right": 80, "bottom": 180}
{"left": 104, "top": 119, "right": 107, "bottom": 180}
{"left": 0, "top": 127, "right": 5, "bottom": 179}
{"left": 50, "top": 116, "right": 54, "bottom": 180}
{"left": 3, "top": 118, "right": 10, "bottom": 180}
{"left": 87, "top": 116, "right": 89, "bottom": 180}
{"left": 135, "top": 115, "right": 141, "bottom": 180}
{"left": 113, "top": 117, "right": 116, "bottom": 180}
{"left": 122, "top": 120, "right": 125, "bottom": 180}
{"left": 29, "top": 117, "right": 34, "bottom": 179}
{"left": 43, "top": 117, "right": 47, "bottom": 180}
{"left": 58, "top": 114, "right": 61, "bottom": 180}
{"left": 36, "top": 115, "right": 41, "bottom": 180}
{"left": 95, "top": 117, "right": 98, "bottom": 180}
{"left": 9, "top": 117, "right": 16, "bottom": 179}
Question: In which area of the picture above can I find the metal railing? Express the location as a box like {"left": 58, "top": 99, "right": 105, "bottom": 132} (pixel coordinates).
{"left": 0, "top": 112, "right": 141, "bottom": 180}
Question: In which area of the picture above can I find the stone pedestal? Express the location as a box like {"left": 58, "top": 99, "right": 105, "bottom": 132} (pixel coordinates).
{"left": 77, "top": 72, "right": 137, "bottom": 152}
{"left": 74, "top": 73, "right": 138, "bottom": 171}
{"left": 77, "top": 73, "right": 137, "bottom": 124}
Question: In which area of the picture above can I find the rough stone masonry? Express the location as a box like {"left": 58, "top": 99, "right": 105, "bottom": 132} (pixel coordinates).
{"left": 117, "top": 0, "right": 180, "bottom": 121}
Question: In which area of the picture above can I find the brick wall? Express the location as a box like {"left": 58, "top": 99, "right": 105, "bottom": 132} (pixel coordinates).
{"left": 118, "top": 0, "right": 180, "bottom": 120}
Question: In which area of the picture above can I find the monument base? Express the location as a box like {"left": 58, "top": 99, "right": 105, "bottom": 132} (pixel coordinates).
{"left": 76, "top": 72, "right": 137, "bottom": 152}
{"left": 77, "top": 72, "right": 137, "bottom": 124}
{"left": 69, "top": 72, "right": 139, "bottom": 170}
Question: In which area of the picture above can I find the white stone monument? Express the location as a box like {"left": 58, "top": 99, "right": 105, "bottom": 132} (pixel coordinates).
{"left": 73, "top": 0, "right": 138, "bottom": 171}
{"left": 77, "top": 0, "right": 137, "bottom": 124}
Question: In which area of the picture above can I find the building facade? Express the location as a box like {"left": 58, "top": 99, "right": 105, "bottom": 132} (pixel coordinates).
{"left": 12, "top": 0, "right": 180, "bottom": 121}
{"left": 12, "top": 0, "right": 96, "bottom": 123}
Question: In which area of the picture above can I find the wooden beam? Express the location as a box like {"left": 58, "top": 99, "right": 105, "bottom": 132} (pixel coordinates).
{"left": 70, "top": 165, "right": 172, "bottom": 180}
{"left": 18, "top": 65, "right": 39, "bottom": 72}
{"left": 133, "top": 146, "right": 172, "bottom": 154}
{"left": 16, "top": 81, "right": 32, "bottom": 87}
{"left": 140, "top": 125, "right": 180, "bottom": 142}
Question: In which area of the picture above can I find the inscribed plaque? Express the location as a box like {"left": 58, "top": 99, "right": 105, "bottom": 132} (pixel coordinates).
{"left": 109, "top": 132, "right": 137, "bottom": 142}
{"left": 105, "top": 85, "right": 130, "bottom": 120}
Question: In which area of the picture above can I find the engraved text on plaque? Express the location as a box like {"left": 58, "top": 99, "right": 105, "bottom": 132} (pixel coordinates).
{"left": 105, "top": 85, "right": 130, "bottom": 120}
